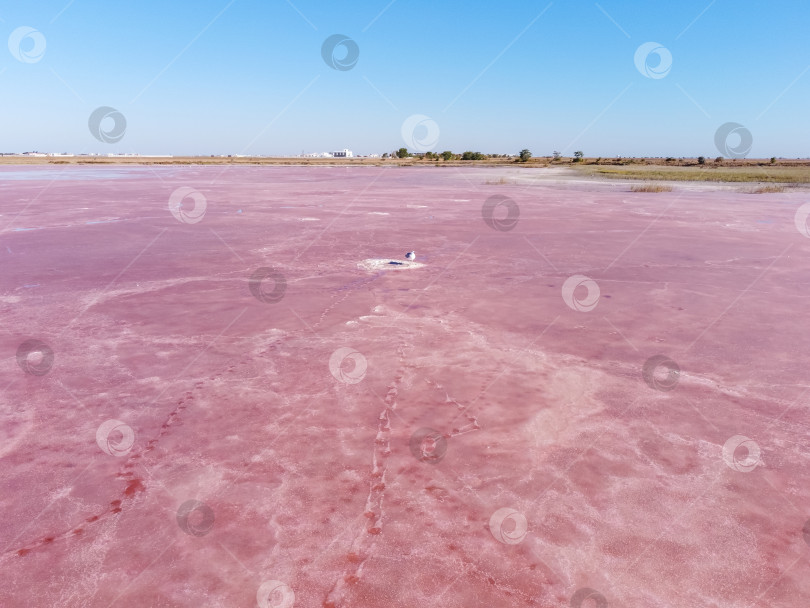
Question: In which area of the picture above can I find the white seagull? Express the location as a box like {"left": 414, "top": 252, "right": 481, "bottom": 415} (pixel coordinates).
{"left": 405, "top": 251, "right": 416, "bottom": 261}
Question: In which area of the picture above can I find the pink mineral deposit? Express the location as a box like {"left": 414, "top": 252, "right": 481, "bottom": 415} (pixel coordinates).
{"left": 1, "top": 165, "right": 809, "bottom": 607}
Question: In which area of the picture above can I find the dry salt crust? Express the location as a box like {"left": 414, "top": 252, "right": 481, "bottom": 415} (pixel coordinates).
{"left": 1, "top": 165, "right": 809, "bottom": 608}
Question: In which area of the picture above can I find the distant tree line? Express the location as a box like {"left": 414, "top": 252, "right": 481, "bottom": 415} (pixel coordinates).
{"left": 374, "top": 149, "right": 784, "bottom": 164}
{"left": 382, "top": 148, "right": 534, "bottom": 161}
{"left": 380, "top": 148, "right": 590, "bottom": 163}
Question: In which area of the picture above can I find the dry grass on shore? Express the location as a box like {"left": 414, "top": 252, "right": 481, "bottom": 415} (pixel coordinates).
{"left": 630, "top": 183, "right": 673, "bottom": 192}
{"left": 576, "top": 163, "right": 810, "bottom": 184}
{"left": 744, "top": 184, "right": 788, "bottom": 193}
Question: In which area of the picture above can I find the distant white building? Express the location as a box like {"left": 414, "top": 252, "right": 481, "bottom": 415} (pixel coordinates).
{"left": 332, "top": 149, "right": 353, "bottom": 158}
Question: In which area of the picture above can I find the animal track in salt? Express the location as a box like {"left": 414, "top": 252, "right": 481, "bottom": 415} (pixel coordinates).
{"left": 6, "top": 377, "right": 210, "bottom": 558}
{"left": 323, "top": 342, "right": 408, "bottom": 607}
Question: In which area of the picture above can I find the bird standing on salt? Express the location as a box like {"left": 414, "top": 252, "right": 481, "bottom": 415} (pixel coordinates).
{"left": 405, "top": 251, "right": 416, "bottom": 261}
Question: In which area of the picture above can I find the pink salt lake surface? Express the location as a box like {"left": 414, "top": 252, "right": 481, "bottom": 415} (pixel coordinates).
{"left": 1, "top": 165, "right": 809, "bottom": 607}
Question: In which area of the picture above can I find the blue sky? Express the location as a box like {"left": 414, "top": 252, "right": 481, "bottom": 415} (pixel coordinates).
{"left": 1, "top": 1, "right": 808, "bottom": 157}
